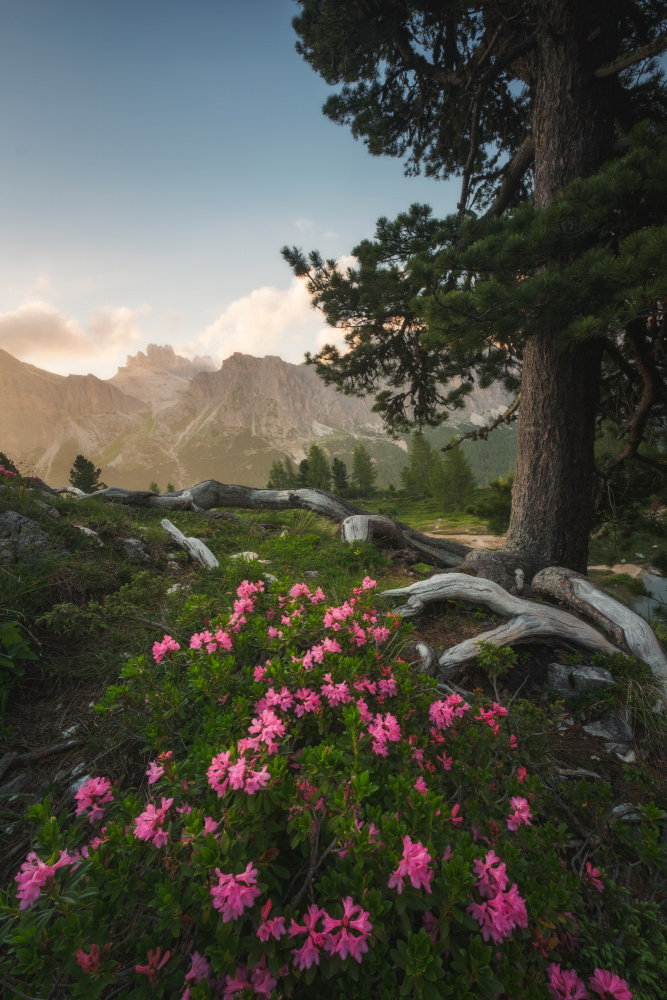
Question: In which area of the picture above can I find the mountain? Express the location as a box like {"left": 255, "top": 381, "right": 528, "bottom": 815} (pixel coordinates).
{"left": 0, "top": 345, "right": 515, "bottom": 490}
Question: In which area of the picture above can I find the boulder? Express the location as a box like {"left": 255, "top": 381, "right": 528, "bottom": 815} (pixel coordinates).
{"left": 0, "top": 510, "right": 65, "bottom": 564}
{"left": 583, "top": 710, "right": 633, "bottom": 743}
{"left": 547, "top": 663, "right": 615, "bottom": 699}
{"left": 121, "top": 537, "right": 150, "bottom": 562}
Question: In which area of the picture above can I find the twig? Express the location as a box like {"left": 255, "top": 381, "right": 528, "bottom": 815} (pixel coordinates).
{"left": 289, "top": 831, "right": 339, "bottom": 911}
{"left": 6, "top": 740, "right": 80, "bottom": 768}
{"left": 0, "top": 976, "right": 47, "bottom": 1000}
{"left": 507, "top": 676, "right": 529, "bottom": 708}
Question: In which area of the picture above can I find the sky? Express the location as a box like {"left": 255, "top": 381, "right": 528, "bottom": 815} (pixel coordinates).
{"left": 0, "top": 0, "right": 462, "bottom": 378}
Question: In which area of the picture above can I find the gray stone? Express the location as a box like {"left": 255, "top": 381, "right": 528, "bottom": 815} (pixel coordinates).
{"left": 605, "top": 743, "right": 637, "bottom": 763}
{"left": 121, "top": 537, "right": 150, "bottom": 561}
{"left": 609, "top": 802, "right": 643, "bottom": 823}
{"left": 547, "top": 663, "right": 615, "bottom": 699}
{"left": 0, "top": 510, "right": 65, "bottom": 564}
{"left": 36, "top": 501, "right": 61, "bottom": 518}
{"left": 460, "top": 549, "right": 515, "bottom": 592}
{"left": 74, "top": 524, "right": 103, "bottom": 546}
{"left": 304, "top": 570, "right": 320, "bottom": 579}
{"left": 583, "top": 710, "right": 633, "bottom": 743}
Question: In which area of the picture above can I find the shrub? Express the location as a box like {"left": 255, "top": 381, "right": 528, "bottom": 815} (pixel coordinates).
{"left": 0, "top": 577, "right": 646, "bottom": 999}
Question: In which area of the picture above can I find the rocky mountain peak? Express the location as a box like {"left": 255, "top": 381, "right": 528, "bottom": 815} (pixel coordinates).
{"left": 121, "top": 344, "right": 217, "bottom": 379}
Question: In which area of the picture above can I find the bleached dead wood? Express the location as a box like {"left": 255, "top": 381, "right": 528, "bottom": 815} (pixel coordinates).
{"left": 532, "top": 566, "right": 667, "bottom": 699}
{"left": 339, "top": 514, "right": 464, "bottom": 568}
{"left": 382, "top": 573, "right": 623, "bottom": 675}
{"left": 161, "top": 518, "right": 219, "bottom": 569}
{"left": 49, "top": 480, "right": 472, "bottom": 570}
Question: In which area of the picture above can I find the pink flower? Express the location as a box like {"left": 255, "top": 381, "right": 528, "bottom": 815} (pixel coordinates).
{"left": 207, "top": 750, "right": 232, "bottom": 796}
{"left": 289, "top": 904, "right": 328, "bottom": 970}
{"left": 429, "top": 693, "right": 470, "bottom": 730}
{"left": 250, "top": 955, "right": 278, "bottom": 998}
{"left": 588, "top": 969, "right": 632, "bottom": 1000}
{"left": 413, "top": 776, "right": 428, "bottom": 796}
{"left": 546, "top": 963, "right": 590, "bottom": 1000}
{"left": 367, "top": 712, "right": 401, "bottom": 756}
{"left": 76, "top": 942, "right": 110, "bottom": 975}
{"left": 388, "top": 835, "right": 434, "bottom": 894}
{"left": 517, "top": 766, "right": 528, "bottom": 782}
{"left": 347, "top": 622, "right": 367, "bottom": 646}
{"left": 14, "top": 850, "right": 75, "bottom": 910}
{"left": 294, "top": 687, "right": 322, "bottom": 717}
{"left": 152, "top": 634, "right": 181, "bottom": 663}
{"left": 309, "top": 587, "right": 326, "bottom": 603}
{"left": 321, "top": 675, "right": 352, "bottom": 706}
{"left": 135, "top": 947, "right": 170, "bottom": 985}
{"left": 584, "top": 862, "right": 604, "bottom": 892}
{"left": 322, "top": 896, "right": 373, "bottom": 962}
{"left": 473, "top": 850, "right": 508, "bottom": 899}
{"left": 448, "top": 804, "right": 463, "bottom": 825}
{"left": 467, "top": 883, "right": 528, "bottom": 944}
{"left": 290, "top": 583, "right": 311, "bottom": 599}
{"left": 254, "top": 664, "right": 268, "bottom": 682}
{"left": 436, "top": 753, "right": 453, "bottom": 771}
{"left": 74, "top": 776, "right": 114, "bottom": 824}
{"left": 223, "top": 965, "right": 250, "bottom": 998}
{"left": 133, "top": 796, "right": 173, "bottom": 848}
{"left": 184, "top": 951, "right": 213, "bottom": 987}
{"left": 248, "top": 709, "right": 286, "bottom": 753}
{"left": 146, "top": 751, "right": 172, "bottom": 787}
{"left": 507, "top": 795, "right": 532, "bottom": 831}
{"left": 210, "top": 862, "right": 261, "bottom": 922}
{"left": 371, "top": 625, "right": 392, "bottom": 643}
{"left": 322, "top": 637, "right": 342, "bottom": 654}
{"left": 245, "top": 766, "right": 270, "bottom": 795}
{"left": 360, "top": 576, "right": 377, "bottom": 589}
{"left": 257, "top": 899, "right": 288, "bottom": 942}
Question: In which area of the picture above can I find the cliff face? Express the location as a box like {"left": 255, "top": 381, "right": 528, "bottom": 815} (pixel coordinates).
{"left": 0, "top": 346, "right": 513, "bottom": 490}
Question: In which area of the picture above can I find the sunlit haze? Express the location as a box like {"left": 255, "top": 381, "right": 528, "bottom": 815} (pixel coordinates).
{"left": 0, "top": 0, "right": 461, "bottom": 378}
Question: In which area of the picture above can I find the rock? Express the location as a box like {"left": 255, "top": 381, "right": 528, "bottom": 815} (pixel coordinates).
{"left": 61, "top": 724, "right": 79, "bottom": 738}
{"left": 605, "top": 743, "right": 637, "bottom": 763}
{"left": 547, "top": 663, "right": 615, "bottom": 699}
{"left": 262, "top": 573, "right": 279, "bottom": 587}
{"left": 121, "top": 537, "right": 150, "bottom": 561}
{"left": 279, "top": 529, "right": 289, "bottom": 538}
{"left": 460, "top": 549, "right": 515, "bottom": 592}
{"left": 36, "top": 501, "right": 61, "bottom": 518}
{"left": 230, "top": 551, "right": 271, "bottom": 564}
{"left": 74, "top": 524, "right": 103, "bottom": 546}
{"left": 304, "top": 570, "right": 320, "bottom": 579}
{"left": 583, "top": 710, "right": 633, "bottom": 743}
{"left": 0, "top": 510, "right": 65, "bottom": 564}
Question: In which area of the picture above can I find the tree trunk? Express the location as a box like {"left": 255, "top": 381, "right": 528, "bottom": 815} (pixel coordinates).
{"left": 504, "top": 0, "right": 621, "bottom": 576}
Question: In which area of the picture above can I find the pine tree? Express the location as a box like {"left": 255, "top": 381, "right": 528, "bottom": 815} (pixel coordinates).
{"left": 297, "top": 459, "right": 310, "bottom": 488}
{"left": 285, "top": 2, "right": 667, "bottom": 576}
{"left": 400, "top": 432, "right": 438, "bottom": 497}
{"left": 166, "top": 482, "right": 175, "bottom": 493}
{"left": 305, "top": 443, "right": 332, "bottom": 490}
{"left": 431, "top": 439, "right": 478, "bottom": 512}
{"left": 149, "top": 481, "right": 160, "bottom": 494}
{"left": 350, "top": 444, "right": 378, "bottom": 496}
{"left": 69, "top": 455, "right": 106, "bottom": 493}
{"left": 331, "top": 457, "right": 349, "bottom": 494}
{"left": 267, "top": 458, "right": 299, "bottom": 489}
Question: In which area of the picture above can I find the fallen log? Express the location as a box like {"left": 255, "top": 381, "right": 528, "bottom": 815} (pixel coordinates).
{"left": 532, "top": 566, "right": 667, "bottom": 699}
{"left": 49, "top": 480, "right": 473, "bottom": 570}
{"left": 382, "top": 573, "right": 623, "bottom": 675}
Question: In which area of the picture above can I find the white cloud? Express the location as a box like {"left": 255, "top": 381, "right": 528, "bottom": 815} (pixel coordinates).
{"left": 0, "top": 300, "right": 150, "bottom": 374}
{"left": 294, "top": 218, "right": 313, "bottom": 232}
{"left": 189, "top": 277, "right": 346, "bottom": 365}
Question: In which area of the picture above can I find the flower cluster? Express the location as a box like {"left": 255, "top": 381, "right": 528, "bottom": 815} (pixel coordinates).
{"left": 547, "top": 964, "right": 633, "bottom": 1000}
{"left": 207, "top": 750, "right": 271, "bottom": 796}
{"left": 429, "top": 692, "right": 470, "bottom": 731}
{"left": 289, "top": 898, "right": 373, "bottom": 969}
{"left": 388, "top": 835, "right": 434, "bottom": 894}
{"left": 0, "top": 464, "right": 18, "bottom": 478}
{"left": 507, "top": 795, "right": 533, "bottom": 831}
{"left": 367, "top": 711, "right": 401, "bottom": 756}
{"left": 14, "top": 849, "right": 80, "bottom": 910}
{"left": 152, "top": 633, "right": 181, "bottom": 663}
{"left": 467, "top": 850, "right": 528, "bottom": 944}
{"left": 133, "top": 796, "right": 173, "bottom": 848}
{"left": 74, "top": 776, "right": 114, "bottom": 823}
{"left": 210, "top": 862, "right": 262, "bottom": 922}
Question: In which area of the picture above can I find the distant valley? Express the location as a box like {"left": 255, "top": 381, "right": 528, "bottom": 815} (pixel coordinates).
{"left": 0, "top": 344, "right": 516, "bottom": 490}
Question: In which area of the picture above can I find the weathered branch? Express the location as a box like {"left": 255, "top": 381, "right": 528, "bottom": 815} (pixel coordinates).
{"left": 478, "top": 134, "right": 535, "bottom": 224}
{"left": 382, "top": 573, "right": 623, "bottom": 674}
{"left": 438, "top": 393, "right": 521, "bottom": 453}
{"left": 531, "top": 566, "right": 667, "bottom": 699}
{"left": 161, "top": 518, "right": 219, "bottom": 569}
{"left": 594, "top": 33, "right": 667, "bottom": 78}
{"left": 48, "top": 480, "right": 474, "bottom": 570}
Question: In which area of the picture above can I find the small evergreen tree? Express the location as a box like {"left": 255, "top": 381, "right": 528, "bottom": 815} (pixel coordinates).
{"left": 350, "top": 444, "right": 377, "bottom": 496}
{"left": 166, "top": 482, "right": 175, "bottom": 493}
{"left": 297, "top": 459, "right": 310, "bottom": 488}
{"left": 400, "top": 432, "right": 438, "bottom": 497}
{"left": 0, "top": 452, "right": 19, "bottom": 474}
{"left": 69, "top": 455, "right": 106, "bottom": 493}
{"left": 267, "top": 458, "right": 299, "bottom": 489}
{"left": 432, "top": 439, "right": 477, "bottom": 511}
{"left": 466, "top": 473, "right": 514, "bottom": 534}
{"left": 149, "top": 481, "right": 160, "bottom": 494}
{"left": 305, "top": 443, "right": 332, "bottom": 490}
{"left": 331, "top": 457, "right": 349, "bottom": 494}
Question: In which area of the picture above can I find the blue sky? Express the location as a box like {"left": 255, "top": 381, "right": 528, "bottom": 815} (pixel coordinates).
{"left": 0, "top": 0, "right": 461, "bottom": 377}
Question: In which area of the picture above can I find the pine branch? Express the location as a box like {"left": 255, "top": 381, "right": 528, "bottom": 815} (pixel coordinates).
{"left": 594, "top": 33, "right": 667, "bottom": 78}
{"left": 438, "top": 393, "right": 521, "bottom": 453}
{"left": 599, "top": 320, "right": 665, "bottom": 477}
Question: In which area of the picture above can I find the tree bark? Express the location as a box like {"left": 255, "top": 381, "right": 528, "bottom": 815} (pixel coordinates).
{"left": 504, "top": 1, "right": 622, "bottom": 577}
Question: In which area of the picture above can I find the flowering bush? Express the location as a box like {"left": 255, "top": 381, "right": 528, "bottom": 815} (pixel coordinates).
{"left": 0, "top": 576, "right": 638, "bottom": 998}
